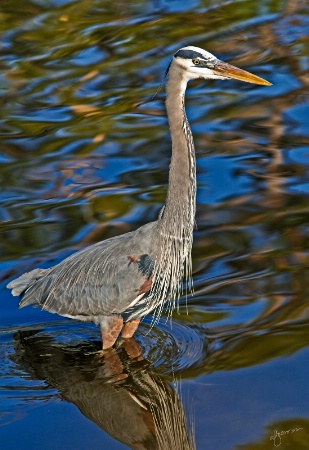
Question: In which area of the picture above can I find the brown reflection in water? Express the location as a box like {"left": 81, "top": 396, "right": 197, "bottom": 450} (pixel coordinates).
{"left": 236, "top": 417, "right": 309, "bottom": 450}
{"left": 12, "top": 332, "right": 195, "bottom": 450}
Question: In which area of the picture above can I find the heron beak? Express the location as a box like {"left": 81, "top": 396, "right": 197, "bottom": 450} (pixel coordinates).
{"left": 213, "top": 60, "right": 272, "bottom": 86}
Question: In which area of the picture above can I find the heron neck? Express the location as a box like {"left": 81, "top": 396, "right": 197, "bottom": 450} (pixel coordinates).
{"left": 161, "top": 66, "right": 196, "bottom": 235}
{"left": 149, "top": 65, "right": 196, "bottom": 310}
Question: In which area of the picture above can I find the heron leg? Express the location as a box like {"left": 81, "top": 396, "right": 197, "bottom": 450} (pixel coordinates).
{"left": 100, "top": 316, "right": 123, "bottom": 350}
{"left": 122, "top": 337, "right": 143, "bottom": 360}
{"left": 122, "top": 318, "right": 141, "bottom": 339}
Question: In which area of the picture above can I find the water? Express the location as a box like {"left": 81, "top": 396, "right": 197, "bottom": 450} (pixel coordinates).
{"left": 1, "top": 0, "right": 309, "bottom": 449}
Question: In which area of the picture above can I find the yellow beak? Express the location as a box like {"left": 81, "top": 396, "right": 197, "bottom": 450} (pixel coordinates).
{"left": 214, "top": 60, "right": 272, "bottom": 86}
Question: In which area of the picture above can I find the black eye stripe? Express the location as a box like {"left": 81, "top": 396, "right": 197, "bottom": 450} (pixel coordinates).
{"left": 174, "top": 49, "right": 205, "bottom": 59}
{"left": 174, "top": 49, "right": 217, "bottom": 68}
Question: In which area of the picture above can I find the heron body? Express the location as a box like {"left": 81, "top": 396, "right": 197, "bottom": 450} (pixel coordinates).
{"left": 7, "top": 46, "right": 271, "bottom": 349}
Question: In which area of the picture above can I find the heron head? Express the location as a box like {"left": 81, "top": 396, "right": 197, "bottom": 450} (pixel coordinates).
{"left": 173, "top": 45, "right": 271, "bottom": 86}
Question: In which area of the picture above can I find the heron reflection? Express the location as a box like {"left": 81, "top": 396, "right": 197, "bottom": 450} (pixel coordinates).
{"left": 12, "top": 332, "right": 195, "bottom": 450}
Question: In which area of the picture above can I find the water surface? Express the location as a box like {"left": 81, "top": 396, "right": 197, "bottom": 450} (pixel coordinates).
{"left": 1, "top": 0, "right": 309, "bottom": 449}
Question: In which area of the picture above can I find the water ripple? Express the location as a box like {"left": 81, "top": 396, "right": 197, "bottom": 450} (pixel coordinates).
{"left": 137, "top": 318, "right": 208, "bottom": 374}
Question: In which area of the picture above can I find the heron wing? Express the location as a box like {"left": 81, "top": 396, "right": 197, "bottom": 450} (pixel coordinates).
{"left": 18, "top": 222, "right": 158, "bottom": 319}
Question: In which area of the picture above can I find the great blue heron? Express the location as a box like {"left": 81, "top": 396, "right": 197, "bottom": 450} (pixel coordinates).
{"left": 7, "top": 45, "right": 271, "bottom": 350}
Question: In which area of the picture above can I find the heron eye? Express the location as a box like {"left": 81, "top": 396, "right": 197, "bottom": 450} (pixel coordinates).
{"left": 192, "top": 59, "right": 200, "bottom": 65}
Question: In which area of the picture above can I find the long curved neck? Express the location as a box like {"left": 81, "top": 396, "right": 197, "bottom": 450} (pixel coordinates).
{"left": 161, "top": 64, "right": 196, "bottom": 237}
{"left": 150, "top": 63, "right": 196, "bottom": 312}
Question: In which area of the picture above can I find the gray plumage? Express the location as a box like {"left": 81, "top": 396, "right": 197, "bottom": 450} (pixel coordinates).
{"left": 16, "top": 223, "right": 158, "bottom": 320}
{"left": 7, "top": 45, "right": 271, "bottom": 349}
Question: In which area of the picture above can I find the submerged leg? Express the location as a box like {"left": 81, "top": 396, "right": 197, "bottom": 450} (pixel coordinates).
{"left": 100, "top": 316, "right": 123, "bottom": 350}
{"left": 122, "top": 337, "right": 143, "bottom": 360}
{"left": 122, "top": 318, "right": 141, "bottom": 339}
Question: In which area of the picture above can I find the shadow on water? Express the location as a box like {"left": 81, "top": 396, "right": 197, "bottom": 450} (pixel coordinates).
{"left": 10, "top": 330, "right": 195, "bottom": 450}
